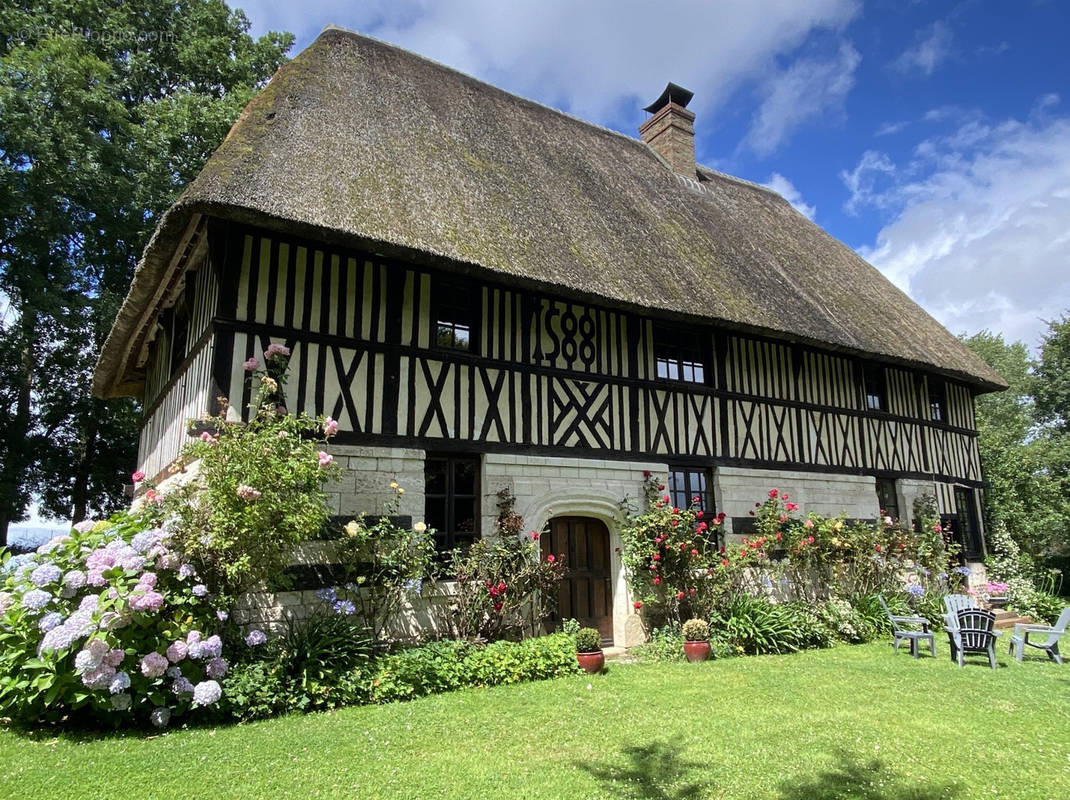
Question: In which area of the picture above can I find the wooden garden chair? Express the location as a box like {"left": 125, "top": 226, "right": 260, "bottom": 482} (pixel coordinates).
{"left": 1008, "top": 607, "right": 1070, "bottom": 665}
{"left": 950, "top": 608, "right": 1000, "bottom": 669}
{"left": 878, "top": 595, "right": 935, "bottom": 658}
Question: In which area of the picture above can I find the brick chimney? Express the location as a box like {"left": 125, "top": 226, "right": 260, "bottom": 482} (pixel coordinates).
{"left": 639, "top": 83, "right": 696, "bottom": 176}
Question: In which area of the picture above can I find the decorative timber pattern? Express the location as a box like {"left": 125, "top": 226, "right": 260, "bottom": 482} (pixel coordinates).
{"left": 137, "top": 225, "right": 985, "bottom": 488}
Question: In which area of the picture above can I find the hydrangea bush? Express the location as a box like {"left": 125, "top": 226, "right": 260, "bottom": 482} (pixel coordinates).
{"left": 0, "top": 515, "right": 226, "bottom": 726}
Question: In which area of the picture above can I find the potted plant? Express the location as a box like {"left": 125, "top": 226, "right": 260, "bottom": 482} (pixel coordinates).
{"left": 575, "top": 627, "right": 605, "bottom": 674}
{"left": 682, "top": 618, "right": 711, "bottom": 662}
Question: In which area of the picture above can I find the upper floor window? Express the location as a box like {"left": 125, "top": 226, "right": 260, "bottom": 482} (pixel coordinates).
{"left": 424, "top": 454, "right": 480, "bottom": 554}
{"left": 435, "top": 281, "right": 474, "bottom": 351}
{"left": 654, "top": 326, "right": 705, "bottom": 384}
{"left": 862, "top": 364, "right": 886, "bottom": 411}
{"left": 929, "top": 380, "right": 945, "bottom": 422}
{"left": 875, "top": 478, "right": 899, "bottom": 521}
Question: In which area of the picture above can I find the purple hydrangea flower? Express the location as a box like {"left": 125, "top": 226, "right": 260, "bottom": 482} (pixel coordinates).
{"left": 21, "top": 589, "right": 51, "bottom": 612}
{"left": 81, "top": 663, "right": 116, "bottom": 689}
{"left": 192, "top": 680, "right": 222, "bottom": 707}
{"left": 36, "top": 535, "right": 69, "bottom": 555}
{"left": 954, "top": 566, "right": 972, "bottom": 577}
{"left": 108, "top": 671, "right": 131, "bottom": 694}
{"left": 172, "top": 677, "right": 194, "bottom": 696}
{"left": 30, "top": 564, "right": 62, "bottom": 587}
{"left": 150, "top": 707, "right": 171, "bottom": 728}
{"left": 0, "top": 591, "right": 13, "bottom": 614}
{"left": 105, "top": 648, "right": 125, "bottom": 668}
{"left": 177, "top": 563, "right": 195, "bottom": 580}
{"left": 206, "top": 657, "right": 228, "bottom": 679}
{"left": 166, "top": 640, "right": 188, "bottom": 663}
{"left": 216, "top": 609, "right": 228, "bottom": 622}
{"left": 191, "top": 584, "right": 208, "bottom": 598}
{"left": 245, "top": 629, "right": 267, "bottom": 647}
{"left": 38, "top": 612, "right": 64, "bottom": 632}
{"left": 73, "top": 520, "right": 96, "bottom": 534}
{"left": 141, "top": 652, "right": 169, "bottom": 678}
{"left": 129, "top": 591, "right": 165, "bottom": 613}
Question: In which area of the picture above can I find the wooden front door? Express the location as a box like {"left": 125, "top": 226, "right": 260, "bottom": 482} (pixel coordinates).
{"left": 542, "top": 517, "right": 613, "bottom": 643}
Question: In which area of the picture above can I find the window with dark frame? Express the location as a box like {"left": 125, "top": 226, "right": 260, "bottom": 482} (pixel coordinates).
{"left": 667, "top": 468, "right": 719, "bottom": 546}
{"left": 862, "top": 363, "right": 886, "bottom": 411}
{"left": 654, "top": 326, "right": 706, "bottom": 384}
{"left": 929, "top": 379, "right": 945, "bottom": 422}
{"left": 434, "top": 280, "right": 474, "bottom": 351}
{"left": 954, "top": 487, "right": 983, "bottom": 558}
{"left": 875, "top": 478, "right": 899, "bottom": 521}
{"left": 423, "top": 455, "right": 480, "bottom": 554}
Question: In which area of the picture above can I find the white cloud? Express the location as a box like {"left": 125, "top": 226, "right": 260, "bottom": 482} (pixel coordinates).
{"left": 855, "top": 114, "right": 1070, "bottom": 347}
{"left": 891, "top": 21, "right": 954, "bottom": 77}
{"left": 763, "top": 173, "right": 817, "bottom": 220}
{"left": 875, "top": 120, "right": 909, "bottom": 137}
{"left": 746, "top": 41, "right": 861, "bottom": 156}
{"left": 236, "top": 0, "right": 860, "bottom": 133}
{"left": 840, "top": 150, "right": 896, "bottom": 214}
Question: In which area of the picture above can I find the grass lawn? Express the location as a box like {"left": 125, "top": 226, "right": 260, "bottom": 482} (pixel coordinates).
{"left": 1, "top": 642, "right": 1068, "bottom": 799}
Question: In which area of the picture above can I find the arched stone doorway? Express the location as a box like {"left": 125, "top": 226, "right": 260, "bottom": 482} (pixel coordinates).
{"left": 541, "top": 516, "right": 613, "bottom": 643}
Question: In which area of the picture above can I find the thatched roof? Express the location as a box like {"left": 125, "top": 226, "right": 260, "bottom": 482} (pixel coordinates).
{"left": 94, "top": 26, "right": 1006, "bottom": 397}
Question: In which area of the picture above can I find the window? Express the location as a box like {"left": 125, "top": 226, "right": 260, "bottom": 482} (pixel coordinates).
{"left": 929, "top": 379, "right": 945, "bottom": 422}
{"left": 862, "top": 364, "right": 886, "bottom": 411}
{"left": 875, "top": 478, "right": 899, "bottom": 521}
{"left": 424, "top": 455, "right": 479, "bottom": 553}
{"left": 954, "top": 487, "right": 983, "bottom": 559}
{"left": 654, "top": 326, "right": 705, "bottom": 384}
{"left": 435, "top": 281, "right": 474, "bottom": 351}
{"left": 668, "top": 467, "right": 719, "bottom": 546}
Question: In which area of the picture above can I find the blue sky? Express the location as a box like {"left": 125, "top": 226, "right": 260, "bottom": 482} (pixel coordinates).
{"left": 233, "top": 0, "right": 1069, "bottom": 352}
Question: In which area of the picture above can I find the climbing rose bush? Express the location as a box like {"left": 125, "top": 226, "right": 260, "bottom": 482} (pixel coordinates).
{"left": 0, "top": 514, "right": 226, "bottom": 726}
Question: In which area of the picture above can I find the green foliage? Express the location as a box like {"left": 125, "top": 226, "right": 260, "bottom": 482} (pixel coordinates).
{"left": 574, "top": 627, "right": 602, "bottom": 653}
{"left": 716, "top": 595, "right": 804, "bottom": 655}
{"left": 963, "top": 328, "right": 1070, "bottom": 561}
{"left": 334, "top": 481, "right": 436, "bottom": 640}
{"left": 630, "top": 624, "right": 686, "bottom": 663}
{"left": 0, "top": 513, "right": 224, "bottom": 726}
{"left": 159, "top": 370, "right": 339, "bottom": 596}
{"left": 619, "top": 474, "right": 726, "bottom": 625}
{"left": 0, "top": 0, "right": 293, "bottom": 543}
{"left": 681, "top": 618, "right": 709, "bottom": 642}
{"left": 441, "top": 489, "right": 563, "bottom": 642}
{"left": 984, "top": 521, "right": 1065, "bottom": 622}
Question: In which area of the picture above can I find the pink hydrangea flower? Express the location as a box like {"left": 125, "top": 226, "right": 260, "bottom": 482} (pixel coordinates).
{"left": 264, "top": 343, "right": 291, "bottom": 360}
{"left": 243, "top": 357, "right": 259, "bottom": 371}
{"left": 166, "top": 640, "right": 188, "bottom": 663}
{"left": 129, "top": 591, "right": 165, "bottom": 613}
{"left": 141, "top": 652, "right": 169, "bottom": 678}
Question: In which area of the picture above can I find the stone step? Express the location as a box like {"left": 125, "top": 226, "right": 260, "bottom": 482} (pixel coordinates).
{"left": 995, "top": 616, "right": 1031, "bottom": 629}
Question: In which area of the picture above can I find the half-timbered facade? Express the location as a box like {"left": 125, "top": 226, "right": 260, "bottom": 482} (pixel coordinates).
{"left": 95, "top": 28, "right": 1005, "bottom": 645}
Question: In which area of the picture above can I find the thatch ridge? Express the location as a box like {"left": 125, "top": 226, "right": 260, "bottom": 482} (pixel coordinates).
{"left": 94, "top": 26, "right": 1006, "bottom": 397}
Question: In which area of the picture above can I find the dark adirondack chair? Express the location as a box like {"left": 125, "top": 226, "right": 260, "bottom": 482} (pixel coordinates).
{"left": 878, "top": 595, "right": 935, "bottom": 658}
{"left": 1009, "top": 606, "right": 1070, "bottom": 665}
{"left": 950, "top": 608, "right": 999, "bottom": 668}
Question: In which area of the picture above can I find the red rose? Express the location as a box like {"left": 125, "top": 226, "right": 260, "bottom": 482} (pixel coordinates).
{"left": 531, "top": 531, "right": 540, "bottom": 540}
{"left": 498, "top": 581, "right": 506, "bottom": 592}
{"left": 782, "top": 493, "right": 789, "bottom": 501}
{"left": 697, "top": 522, "right": 708, "bottom": 532}
{"left": 690, "top": 549, "right": 698, "bottom": 556}
{"left": 875, "top": 545, "right": 882, "bottom": 553}
{"left": 658, "top": 484, "right": 665, "bottom": 491}
{"left": 808, "top": 536, "right": 815, "bottom": 544}
{"left": 689, "top": 588, "right": 696, "bottom": 596}
{"left": 749, "top": 510, "right": 755, "bottom": 516}
{"left": 131, "top": 471, "right": 146, "bottom": 484}
{"left": 769, "top": 489, "right": 778, "bottom": 499}
{"left": 634, "top": 601, "right": 643, "bottom": 609}
{"left": 680, "top": 542, "right": 686, "bottom": 550}
{"left": 696, "top": 510, "right": 704, "bottom": 518}
{"left": 671, "top": 519, "right": 679, "bottom": 527}
{"left": 653, "top": 553, "right": 661, "bottom": 561}
{"left": 741, "top": 548, "right": 749, "bottom": 556}
{"left": 654, "top": 576, "right": 661, "bottom": 585}
{"left": 547, "top": 554, "right": 555, "bottom": 563}
{"left": 643, "top": 470, "right": 651, "bottom": 478}
{"left": 672, "top": 507, "right": 680, "bottom": 514}
{"left": 493, "top": 602, "right": 502, "bottom": 612}
{"left": 721, "top": 558, "right": 729, "bottom": 567}
{"left": 692, "top": 495, "right": 701, "bottom": 504}
{"left": 677, "top": 591, "right": 685, "bottom": 600}
{"left": 755, "top": 502, "right": 761, "bottom": 508}
{"left": 776, "top": 532, "right": 783, "bottom": 541}
{"left": 663, "top": 495, "right": 671, "bottom": 504}
{"left": 780, "top": 516, "right": 787, "bottom": 523}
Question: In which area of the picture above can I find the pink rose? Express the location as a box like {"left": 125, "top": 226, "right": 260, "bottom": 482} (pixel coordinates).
{"left": 131, "top": 471, "right": 145, "bottom": 484}
{"left": 243, "top": 357, "right": 259, "bottom": 372}
{"left": 318, "top": 451, "right": 333, "bottom": 467}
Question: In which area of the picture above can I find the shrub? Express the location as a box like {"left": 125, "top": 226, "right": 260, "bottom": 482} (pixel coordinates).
{"left": 619, "top": 474, "right": 727, "bottom": 625}
{"left": 0, "top": 514, "right": 226, "bottom": 727}
{"left": 160, "top": 356, "right": 340, "bottom": 597}
{"left": 440, "top": 489, "right": 563, "bottom": 642}
{"left": 631, "top": 624, "right": 686, "bottom": 663}
{"left": 574, "top": 627, "right": 602, "bottom": 653}
{"left": 814, "top": 598, "right": 875, "bottom": 644}
{"left": 333, "top": 481, "right": 436, "bottom": 639}
{"left": 716, "top": 595, "right": 803, "bottom": 655}
{"left": 682, "top": 618, "right": 709, "bottom": 641}
{"left": 369, "top": 634, "right": 579, "bottom": 704}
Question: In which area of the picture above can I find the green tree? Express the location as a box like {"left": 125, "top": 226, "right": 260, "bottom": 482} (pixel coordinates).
{"left": 964, "top": 326, "right": 1070, "bottom": 560}
{"left": 0, "top": 1, "right": 292, "bottom": 543}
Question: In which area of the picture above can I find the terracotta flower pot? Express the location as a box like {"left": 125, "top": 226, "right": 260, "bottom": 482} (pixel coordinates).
{"left": 577, "top": 650, "right": 605, "bottom": 674}
{"left": 684, "top": 640, "right": 711, "bottom": 662}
